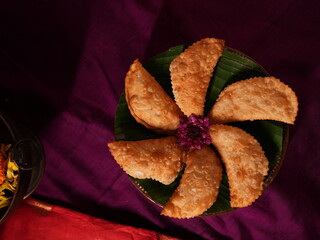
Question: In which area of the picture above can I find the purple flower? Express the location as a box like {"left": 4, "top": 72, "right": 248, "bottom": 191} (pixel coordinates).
{"left": 176, "top": 114, "right": 211, "bottom": 150}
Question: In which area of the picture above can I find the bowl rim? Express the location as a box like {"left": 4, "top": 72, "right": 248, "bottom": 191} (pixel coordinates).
{"left": 0, "top": 113, "right": 45, "bottom": 224}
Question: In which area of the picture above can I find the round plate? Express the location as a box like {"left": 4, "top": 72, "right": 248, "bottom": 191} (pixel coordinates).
{"left": 114, "top": 44, "right": 288, "bottom": 216}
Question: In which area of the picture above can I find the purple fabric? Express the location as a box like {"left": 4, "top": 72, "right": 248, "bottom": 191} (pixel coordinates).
{"left": 1, "top": 1, "right": 319, "bottom": 239}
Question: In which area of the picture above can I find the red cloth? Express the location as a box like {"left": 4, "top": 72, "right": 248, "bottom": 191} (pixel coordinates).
{"left": 0, "top": 198, "right": 179, "bottom": 240}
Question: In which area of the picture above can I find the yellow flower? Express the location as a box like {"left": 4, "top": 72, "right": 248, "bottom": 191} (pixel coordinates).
{"left": 0, "top": 144, "right": 19, "bottom": 209}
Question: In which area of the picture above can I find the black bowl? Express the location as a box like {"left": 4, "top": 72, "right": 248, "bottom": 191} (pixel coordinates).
{"left": 0, "top": 113, "right": 45, "bottom": 224}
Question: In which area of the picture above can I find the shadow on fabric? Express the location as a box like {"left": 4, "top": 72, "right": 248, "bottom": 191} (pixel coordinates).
{"left": 0, "top": 1, "right": 94, "bottom": 132}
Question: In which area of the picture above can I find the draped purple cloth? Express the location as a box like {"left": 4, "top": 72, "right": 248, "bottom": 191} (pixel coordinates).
{"left": 1, "top": 1, "right": 319, "bottom": 239}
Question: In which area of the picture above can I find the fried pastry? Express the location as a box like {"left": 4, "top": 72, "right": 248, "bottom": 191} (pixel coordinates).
{"left": 108, "top": 136, "right": 185, "bottom": 185}
{"left": 170, "top": 38, "right": 225, "bottom": 116}
{"left": 161, "top": 145, "right": 222, "bottom": 218}
{"left": 109, "top": 37, "right": 299, "bottom": 218}
{"left": 125, "top": 59, "right": 183, "bottom": 134}
{"left": 209, "top": 124, "right": 269, "bottom": 208}
{"left": 208, "top": 76, "right": 298, "bottom": 124}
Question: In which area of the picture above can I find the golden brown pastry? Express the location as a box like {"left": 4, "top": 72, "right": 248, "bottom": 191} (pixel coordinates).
{"left": 161, "top": 145, "right": 222, "bottom": 218}
{"left": 108, "top": 136, "right": 185, "bottom": 185}
{"left": 108, "top": 37, "right": 300, "bottom": 218}
{"left": 208, "top": 76, "right": 298, "bottom": 124}
{"left": 170, "top": 38, "right": 225, "bottom": 116}
{"left": 209, "top": 124, "right": 269, "bottom": 208}
{"left": 125, "top": 59, "right": 183, "bottom": 134}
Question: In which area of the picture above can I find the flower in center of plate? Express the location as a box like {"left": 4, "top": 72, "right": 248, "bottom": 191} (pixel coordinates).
{"left": 176, "top": 114, "right": 211, "bottom": 150}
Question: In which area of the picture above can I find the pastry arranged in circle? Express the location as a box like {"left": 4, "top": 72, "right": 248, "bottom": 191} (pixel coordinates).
{"left": 170, "top": 38, "right": 225, "bottom": 117}
{"left": 208, "top": 76, "right": 298, "bottom": 124}
{"left": 161, "top": 145, "right": 223, "bottom": 218}
{"left": 125, "top": 59, "right": 183, "bottom": 134}
{"left": 108, "top": 37, "right": 298, "bottom": 218}
{"left": 209, "top": 124, "right": 269, "bottom": 208}
{"left": 108, "top": 136, "right": 185, "bottom": 185}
